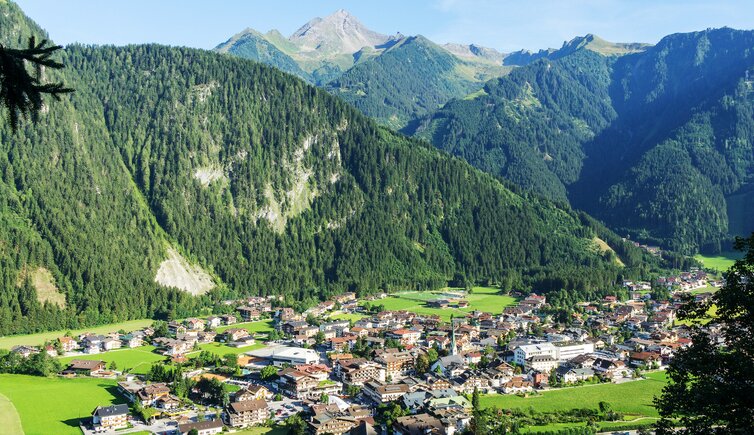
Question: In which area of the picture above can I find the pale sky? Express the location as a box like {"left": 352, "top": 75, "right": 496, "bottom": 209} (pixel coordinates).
{"left": 14, "top": 0, "right": 754, "bottom": 52}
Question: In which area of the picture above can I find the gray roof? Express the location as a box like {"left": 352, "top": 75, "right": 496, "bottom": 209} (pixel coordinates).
{"left": 93, "top": 404, "right": 129, "bottom": 417}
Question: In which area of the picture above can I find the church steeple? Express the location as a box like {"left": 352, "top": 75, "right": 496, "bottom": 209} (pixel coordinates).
{"left": 450, "top": 314, "right": 457, "bottom": 356}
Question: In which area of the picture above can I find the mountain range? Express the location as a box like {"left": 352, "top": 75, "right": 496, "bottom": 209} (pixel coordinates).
{"left": 214, "top": 10, "right": 511, "bottom": 128}
{"left": 410, "top": 28, "right": 754, "bottom": 254}
{"left": 0, "top": 2, "right": 657, "bottom": 335}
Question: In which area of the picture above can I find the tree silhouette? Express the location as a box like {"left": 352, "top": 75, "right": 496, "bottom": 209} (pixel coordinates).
{"left": 655, "top": 234, "right": 754, "bottom": 433}
{"left": 0, "top": 36, "right": 73, "bottom": 130}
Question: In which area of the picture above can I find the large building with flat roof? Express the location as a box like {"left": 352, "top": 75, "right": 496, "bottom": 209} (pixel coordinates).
{"left": 246, "top": 344, "right": 320, "bottom": 366}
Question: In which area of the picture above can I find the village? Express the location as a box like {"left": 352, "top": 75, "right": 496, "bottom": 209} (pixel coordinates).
{"left": 4, "top": 267, "right": 718, "bottom": 435}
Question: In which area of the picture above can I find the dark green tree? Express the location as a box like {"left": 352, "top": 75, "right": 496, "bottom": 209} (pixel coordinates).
{"left": 0, "top": 36, "right": 72, "bottom": 130}
{"left": 655, "top": 235, "right": 754, "bottom": 433}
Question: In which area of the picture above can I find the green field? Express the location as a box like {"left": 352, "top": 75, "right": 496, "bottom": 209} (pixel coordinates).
{"left": 215, "top": 320, "right": 275, "bottom": 334}
{"left": 0, "top": 319, "right": 153, "bottom": 350}
{"left": 0, "top": 374, "right": 125, "bottom": 435}
{"left": 191, "top": 341, "right": 267, "bottom": 357}
{"left": 0, "top": 392, "right": 23, "bottom": 435}
{"left": 694, "top": 251, "right": 742, "bottom": 272}
{"left": 480, "top": 372, "right": 667, "bottom": 419}
{"left": 366, "top": 287, "right": 517, "bottom": 320}
{"left": 328, "top": 313, "right": 366, "bottom": 322}
{"left": 58, "top": 345, "right": 166, "bottom": 374}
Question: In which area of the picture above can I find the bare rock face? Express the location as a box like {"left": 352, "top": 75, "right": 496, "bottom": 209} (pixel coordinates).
{"left": 289, "top": 9, "right": 391, "bottom": 56}
{"left": 442, "top": 43, "right": 506, "bottom": 64}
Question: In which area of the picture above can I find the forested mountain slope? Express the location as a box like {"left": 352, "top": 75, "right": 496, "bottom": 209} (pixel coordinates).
{"left": 414, "top": 28, "right": 754, "bottom": 254}
{"left": 0, "top": 1, "right": 660, "bottom": 335}
{"left": 326, "top": 36, "right": 507, "bottom": 129}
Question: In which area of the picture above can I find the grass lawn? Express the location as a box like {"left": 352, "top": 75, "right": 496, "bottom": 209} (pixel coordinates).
{"left": 0, "top": 392, "right": 23, "bottom": 435}
{"left": 694, "top": 251, "right": 742, "bottom": 273}
{"left": 215, "top": 320, "right": 275, "bottom": 335}
{"left": 328, "top": 313, "right": 366, "bottom": 322}
{"left": 58, "top": 345, "right": 166, "bottom": 374}
{"left": 0, "top": 319, "right": 153, "bottom": 350}
{"left": 0, "top": 374, "right": 125, "bottom": 435}
{"left": 480, "top": 372, "right": 668, "bottom": 418}
{"left": 190, "top": 341, "right": 267, "bottom": 357}
{"left": 687, "top": 284, "right": 719, "bottom": 295}
{"left": 366, "top": 287, "right": 517, "bottom": 320}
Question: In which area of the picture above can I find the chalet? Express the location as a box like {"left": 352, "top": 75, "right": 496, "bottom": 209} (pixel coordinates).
{"left": 363, "top": 380, "right": 410, "bottom": 403}
{"left": 375, "top": 351, "right": 414, "bottom": 380}
{"left": 92, "top": 404, "right": 129, "bottom": 430}
{"left": 556, "top": 367, "right": 595, "bottom": 383}
{"left": 11, "top": 345, "right": 39, "bottom": 358}
{"left": 137, "top": 383, "right": 171, "bottom": 406}
{"left": 185, "top": 317, "right": 206, "bottom": 331}
{"left": 58, "top": 336, "right": 78, "bottom": 353}
{"left": 178, "top": 419, "right": 224, "bottom": 435}
{"left": 120, "top": 333, "right": 144, "bottom": 348}
{"left": 220, "top": 314, "right": 238, "bottom": 325}
{"left": 206, "top": 316, "right": 222, "bottom": 329}
{"left": 309, "top": 405, "right": 371, "bottom": 435}
{"left": 64, "top": 359, "right": 106, "bottom": 375}
{"left": 393, "top": 413, "right": 444, "bottom": 435}
{"left": 168, "top": 321, "right": 187, "bottom": 335}
{"left": 102, "top": 337, "right": 122, "bottom": 351}
{"left": 501, "top": 377, "right": 533, "bottom": 394}
{"left": 234, "top": 385, "right": 272, "bottom": 402}
{"left": 237, "top": 306, "right": 261, "bottom": 322}
{"left": 387, "top": 329, "right": 421, "bottom": 346}
{"left": 226, "top": 399, "right": 269, "bottom": 427}
{"left": 629, "top": 351, "right": 662, "bottom": 368}
{"left": 592, "top": 358, "right": 626, "bottom": 378}
{"left": 338, "top": 359, "right": 385, "bottom": 385}
{"left": 277, "top": 368, "right": 342, "bottom": 400}
{"left": 224, "top": 328, "right": 250, "bottom": 342}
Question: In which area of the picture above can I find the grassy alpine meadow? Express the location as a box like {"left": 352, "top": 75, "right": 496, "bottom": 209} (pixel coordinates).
{"left": 0, "top": 319, "right": 154, "bottom": 350}
{"left": 0, "top": 374, "right": 126, "bottom": 435}
{"left": 365, "top": 287, "right": 517, "bottom": 320}
{"left": 694, "top": 251, "right": 742, "bottom": 273}
{"left": 58, "top": 345, "right": 166, "bottom": 374}
{"left": 480, "top": 371, "right": 668, "bottom": 418}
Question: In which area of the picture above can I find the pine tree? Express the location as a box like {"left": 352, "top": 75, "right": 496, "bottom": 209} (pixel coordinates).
{"left": 0, "top": 36, "right": 72, "bottom": 130}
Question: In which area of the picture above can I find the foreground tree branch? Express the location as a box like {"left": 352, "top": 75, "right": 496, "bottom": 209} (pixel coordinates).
{"left": 0, "top": 36, "right": 73, "bottom": 131}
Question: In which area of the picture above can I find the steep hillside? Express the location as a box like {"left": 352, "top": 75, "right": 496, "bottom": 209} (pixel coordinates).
{"left": 414, "top": 29, "right": 754, "bottom": 254}
{"left": 0, "top": 2, "right": 655, "bottom": 335}
{"left": 327, "top": 36, "right": 507, "bottom": 129}
{"left": 215, "top": 28, "right": 312, "bottom": 81}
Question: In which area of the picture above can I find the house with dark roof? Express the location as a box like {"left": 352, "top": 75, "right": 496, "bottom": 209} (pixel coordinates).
{"left": 92, "top": 404, "right": 129, "bottom": 430}
{"left": 178, "top": 419, "right": 223, "bottom": 435}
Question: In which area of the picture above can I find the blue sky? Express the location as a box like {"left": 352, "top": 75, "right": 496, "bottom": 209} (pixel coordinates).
{"left": 14, "top": 0, "right": 754, "bottom": 52}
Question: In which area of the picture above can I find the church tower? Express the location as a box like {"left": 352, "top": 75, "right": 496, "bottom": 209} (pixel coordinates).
{"left": 450, "top": 314, "right": 457, "bottom": 356}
